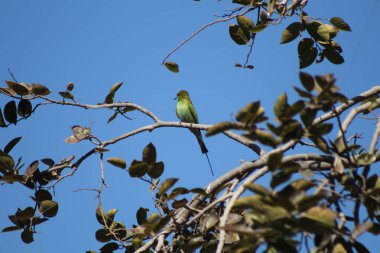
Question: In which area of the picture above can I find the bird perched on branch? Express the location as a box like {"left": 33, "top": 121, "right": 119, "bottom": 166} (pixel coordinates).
{"left": 175, "top": 90, "right": 214, "bottom": 176}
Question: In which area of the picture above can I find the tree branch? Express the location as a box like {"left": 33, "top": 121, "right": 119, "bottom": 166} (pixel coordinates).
{"left": 216, "top": 166, "right": 269, "bottom": 253}
{"left": 161, "top": 7, "right": 255, "bottom": 64}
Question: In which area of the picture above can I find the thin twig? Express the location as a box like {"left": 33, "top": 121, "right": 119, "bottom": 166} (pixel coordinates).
{"left": 161, "top": 7, "right": 255, "bottom": 64}
{"left": 185, "top": 193, "right": 232, "bottom": 226}
{"left": 7, "top": 68, "right": 18, "bottom": 82}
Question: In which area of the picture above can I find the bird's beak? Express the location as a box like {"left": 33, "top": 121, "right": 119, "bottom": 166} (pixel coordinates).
{"left": 173, "top": 97, "right": 177, "bottom": 100}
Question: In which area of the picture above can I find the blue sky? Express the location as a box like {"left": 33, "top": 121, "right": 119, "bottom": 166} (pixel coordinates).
{"left": 1, "top": 0, "right": 380, "bottom": 252}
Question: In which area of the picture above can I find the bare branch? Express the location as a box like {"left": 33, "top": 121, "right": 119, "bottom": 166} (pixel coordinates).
{"left": 369, "top": 117, "right": 380, "bottom": 153}
{"left": 161, "top": 7, "right": 255, "bottom": 64}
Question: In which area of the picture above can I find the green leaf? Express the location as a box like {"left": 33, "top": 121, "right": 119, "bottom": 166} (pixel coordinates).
{"left": 168, "top": 187, "right": 189, "bottom": 199}
{"left": 300, "top": 168, "right": 314, "bottom": 179}
{"left": 274, "top": 93, "right": 288, "bottom": 120}
{"left": 2, "top": 226, "right": 22, "bottom": 232}
{"left": 264, "top": 206, "right": 290, "bottom": 223}
{"left": 122, "top": 106, "right": 135, "bottom": 113}
{"left": 104, "top": 93, "right": 114, "bottom": 104}
{"left": 306, "top": 21, "right": 330, "bottom": 42}
{"left": 164, "top": 62, "right": 179, "bottom": 73}
{"left": 95, "top": 228, "right": 112, "bottom": 243}
{"left": 237, "top": 15, "right": 254, "bottom": 31}
{"left": 106, "top": 209, "right": 118, "bottom": 222}
{"left": 59, "top": 91, "right": 74, "bottom": 99}
{"left": 31, "top": 84, "right": 51, "bottom": 96}
{"left": 356, "top": 153, "right": 376, "bottom": 166}
{"left": 267, "top": 0, "right": 275, "bottom": 16}
{"left": 206, "top": 121, "right": 239, "bottom": 137}
{"left": 233, "top": 195, "right": 262, "bottom": 209}
{"left": 332, "top": 243, "right": 348, "bottom": 253}
{"left": 107, "top": 157, "right": 126, "bottom": 169}
{"left": 66, "top": 82, "right": 74, "bottom": 91}
{"left": 201, "top": 240, "right": 218, "bottom": 253}
{"left": 142, "top": 143, "right": 156, "bottom": 164}
{"left": 40, "top": 158, "right": 55, "bottom": 167}
{"left": 271, "top": 170, "right": 295, "bottom": 189}
{"left": 323, "top": 48, "right": 344, "bottom": 65}
{"left": 310, "top": 136, "right": 330, "bottom": 153}
{"left": 96, "top": 205, "right": 108, "bottom": 226}
{"left": 199, "top": 210, "right": 219, "bottom": 232}
{"left": 299, "top": 72, "right": 315, "bottom": 91}
{"left": 112, "top": 221, "right": 127, "bottom": 239}
{"left": 109, "top": 82, "right": 123, "bottom": 95}
{"left": 281, "top": 22, "right": 302, "bottom": 44}
{"left": 107, "top": 111, "right": 118, "bottom": 124}
{"left": 301, "top": 108, "right": 317, "bottom": 127}
{"left": 128, "top": 160, "right": 149, "bottom": 177}
{"left": 291, "top": 179, "right": 315, "bottom": 191}
{"left": 267, "top": 151, "right": 283, "bottom": 170}
{"left": 95, "top": 206, "right": 117, "bottom": 227}
{"left": 39, "top": 200, "right": 59, "bottom": 217}
{"left": 232, "top": 0, "right": 260, "bottom": 5}
{"left": 235, "top": 101, "right": 265, "bottom": 126}
{"left": 286, "top": 100, "right": 305, "bottom": 118}
{"left": 330, "top": 17, "right": 351, "bottom": 32}
{"left": 147, "top": 161, "right": 164, "bottom": 179}
{"left": 4, "top": 101, "right": 17, "bottom": 125}
{"left": 17, "top": 99, "right": 32, "bottom": 118}
{"left": 16, "top": 207, "right": 35, "bottom": 222}
{"left": 0, "top": 153, "right": 15, "bottom": 171}
{"left": 310, "top": 123, "right": 333, "bottom": 135}
{"left": 21, "top": 229, "right": 34, "bottom": 244}
{"left": 245, "top": 183, "right": 270, "bottom": 196}
{"left": 298, "top": 38, "right": 314, "bottom": 53}
{"left": 24, "top": 160, "right": 39, "bottom": 182}
{"left": 147, "top": 213, "right": 160, "bottom": 224}
{"left": 4, "top": 137, "right": 22, "bottom": 154}
{"left": 172, "top": 198, "right": 188, "bottom": 209}
{"left": 158, "top": 178, "right": 179, "bottom": 197}
{"left": 190, "top": 188, "right": 208, "bottom": 195}
{"left": 296, "top": 193, "right": 326, "bottom": 212}
{"left": 3, "top": 174, "right": 24, "bottom": 183}
{"left": 326, "top": 24, "right": 339, "bottom": 39}
{"left": 254, "top": 129, "right": 278, "bottom": 147}
{"left": 298, "top": 46, "right": 318, "bottom": 69}
{"left": 5, "top": 81, "right": 30, "bottom": 96}
{"left": 301, "top": 206, "right": 337, "bottom": 229}
{"left": 229, "top": 24, "right": 250, "bottom": 45}
{"left": 35, "top": 189, "right": 52, "bottom": 203}
{"left": 136, "top": 207, "right": 148, "bottom": 225}
{"left": 100, "top": 242, "right": 119, "bottom": 253}
{"left": 251, "top": 23, "right": 267, "bottom": 33}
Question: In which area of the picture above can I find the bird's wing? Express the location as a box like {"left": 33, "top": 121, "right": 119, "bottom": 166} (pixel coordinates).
{"left": 188, "top": 102, "right": 199, "bottom": 124}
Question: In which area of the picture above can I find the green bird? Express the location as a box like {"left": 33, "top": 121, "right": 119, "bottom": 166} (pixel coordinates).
{"left": 175, "top": 90, "right": 214, "bottom": 176}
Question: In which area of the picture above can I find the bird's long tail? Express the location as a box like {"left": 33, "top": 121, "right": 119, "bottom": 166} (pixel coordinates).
{"left": 195, "top": 133, "right": 214, "bottom": 176}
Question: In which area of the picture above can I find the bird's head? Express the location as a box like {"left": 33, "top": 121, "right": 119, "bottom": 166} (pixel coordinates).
{"left": 176, "top": 90, "right": 190, "bottom": 100}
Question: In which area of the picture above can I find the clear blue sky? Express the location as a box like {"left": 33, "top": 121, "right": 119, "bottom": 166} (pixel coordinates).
{"left": 1, "top": 0, "right": 379, "bottom": 252}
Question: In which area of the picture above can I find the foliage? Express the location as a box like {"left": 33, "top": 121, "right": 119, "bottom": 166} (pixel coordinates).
{"left": 1, "top": 1, "right": 378, "bottom": 253}
{"left": 163, "top": 0, "right": 351, "bottom": 71}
